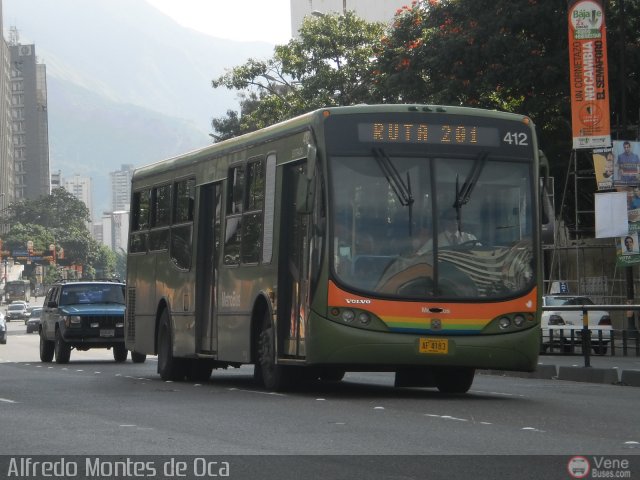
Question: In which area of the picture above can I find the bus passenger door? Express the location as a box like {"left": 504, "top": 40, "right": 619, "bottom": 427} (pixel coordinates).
{"left": 196, "top": 182, "right": 222, "bottom": 353}
{"left": 278, "top": 162, "right": 309, "bottom": 358}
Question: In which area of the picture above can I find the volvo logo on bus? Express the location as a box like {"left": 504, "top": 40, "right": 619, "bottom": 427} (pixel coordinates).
{"left": 345, "top": 298, "right": 371, "bottom": 304}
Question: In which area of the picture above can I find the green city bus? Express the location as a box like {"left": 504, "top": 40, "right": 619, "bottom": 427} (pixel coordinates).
{"left": 5, "top": 279, "right": 32, "bottom": 303}
{"left": 125, "top": 104, "right": 546, "bottom": 393}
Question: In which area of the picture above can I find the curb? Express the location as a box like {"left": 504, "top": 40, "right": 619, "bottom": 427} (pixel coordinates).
{"left": 557, "top": 366, "right": 619, "bottom": 384}
{"left": 481, "top": 364, "right": 557, "bottom": 380}
{"left": 620, "top": 370, "right": 640, "bottom": 387}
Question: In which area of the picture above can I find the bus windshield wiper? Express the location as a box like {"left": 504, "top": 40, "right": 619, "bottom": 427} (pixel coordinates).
{"left": 452, "top": 152, "right": 488, "bottom": 228}
{"left": 373, "top": 147, "right": 414, "bottom": 234}
{"left": 372, "top": 148, "right": 414, "bottom": 207}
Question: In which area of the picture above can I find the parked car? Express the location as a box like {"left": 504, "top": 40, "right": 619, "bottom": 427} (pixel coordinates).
{"left": 6, "top": 302, "right": 28, "bottom": 322}
{"left": 540, "top": 295, "right": 612, "bottom": 354}
{"left": 26, "top": 307, "right": 43, "bottom": 334}
{"left": 39, "top": 280, "right": 127, "bottom": 363}
{"left": 0, "top": 312, "right": 6, "bottom": 344}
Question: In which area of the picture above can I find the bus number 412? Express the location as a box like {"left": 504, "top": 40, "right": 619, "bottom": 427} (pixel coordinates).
{"left": 503, "top": 132, "right": 529, "bottom": 146}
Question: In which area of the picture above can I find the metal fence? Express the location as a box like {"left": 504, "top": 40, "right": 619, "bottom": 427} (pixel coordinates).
{"left": 541, "top": 304, "right": 640, "bottom": 367}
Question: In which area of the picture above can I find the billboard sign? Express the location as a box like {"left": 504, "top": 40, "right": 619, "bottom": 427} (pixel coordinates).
{"left": 568, "top": 0, "right": 611, "bottom": 149}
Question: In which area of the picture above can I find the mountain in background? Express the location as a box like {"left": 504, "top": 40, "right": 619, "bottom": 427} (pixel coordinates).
{"left": 2, "top": 0, "right": 275, "bottom": 218}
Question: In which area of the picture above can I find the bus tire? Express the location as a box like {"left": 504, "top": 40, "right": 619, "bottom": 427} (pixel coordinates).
{"left": 435, "top": 367, "right": 475, "bottom": 394}
{"left": 54, "top": 329, "right": 71, "bottom": 364}
{"left": 256, "top": 311, "right": 291, "bottom": 391}
{"left": 131, "top": 351, "right": 147, "bottom": 363}
{"left": 157, "top": 310, "right": 185, "bottom": 381}
{"left": 113, "top": 344, "right": 128, "bottom": 362}
{"left": 40, "top": 330, "right": 54, "bottom": 363}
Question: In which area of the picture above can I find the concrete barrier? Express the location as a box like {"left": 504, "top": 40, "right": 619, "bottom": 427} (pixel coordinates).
{"left": 620, "top": 370, "right": 640, "bottom": 387}
{"left": 557, "top": 366, "right": 620, "bottom": 384}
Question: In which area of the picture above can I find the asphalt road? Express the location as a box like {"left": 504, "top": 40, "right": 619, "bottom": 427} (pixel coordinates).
{"left": 1, "top": 319, "right": 639, "bottom": 479}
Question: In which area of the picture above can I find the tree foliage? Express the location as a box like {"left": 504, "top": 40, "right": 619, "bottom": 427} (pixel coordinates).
{"left": 1, "top": 189, "right": 115, "bottom": 278}
{"left": 211, "top": 11, "right": 385, "bottom": 138}
{"left": 210, "top": 0, "right": 639, "bottom": 232}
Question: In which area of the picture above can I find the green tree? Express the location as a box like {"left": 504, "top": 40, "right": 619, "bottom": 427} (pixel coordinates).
{"left": 374, "top": 0, "right": 571, "bottom": 157}
{"left": 211, "top": 11, "right": 385, "bottom": 138}
{"left": 374, "top": 0, "right": 639, "bottom": 233}
{"left": 2, "top": 189, "right": 96, "bottom": 271}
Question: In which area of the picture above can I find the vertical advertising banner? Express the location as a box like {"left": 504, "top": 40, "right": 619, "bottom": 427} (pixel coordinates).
{"left": 568, "top": 0, "right": 611, "bottom": 149}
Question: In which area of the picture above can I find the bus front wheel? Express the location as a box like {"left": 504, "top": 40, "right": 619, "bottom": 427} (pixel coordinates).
{"left": 256, "top": 312, "right": 294, "bottom": 391}
{"left": 435, "top": 367, "right": 475, "bottom": 394}
{"left": 157, "top": 310, "right": 185, "bottom": 381}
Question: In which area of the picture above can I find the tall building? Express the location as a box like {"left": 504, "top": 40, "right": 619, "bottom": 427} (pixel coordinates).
{"left": 8, "top": 28, "right": 50, "bottom": 200}
{"left": 101, "top": 210, "right": 129, "bottom": 253}
{"left": 63, "top": 174, "right": 93, "bottom": 220}
{"left": 0, "top": 3, "right": 14, "bottom": 222}
{"left": 290, "top": 0, "right": 408, "bottom": 35}
{"left": 110, "top": 164, "right": 134, "bottom": 212}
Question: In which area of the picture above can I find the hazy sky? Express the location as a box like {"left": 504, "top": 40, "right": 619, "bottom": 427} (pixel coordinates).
{"left": 146, "top": 0, "right": 292, "bottom": 44}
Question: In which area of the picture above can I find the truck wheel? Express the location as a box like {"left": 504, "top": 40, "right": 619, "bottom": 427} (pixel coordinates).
{"left": 39, "top": 330, "right": 54, "bottom": 363}
{"left": 113, "top": 344, "right": 128, "bottom": 362}
{"left": 54, "top": 329, "right": 71, "bottom": 364}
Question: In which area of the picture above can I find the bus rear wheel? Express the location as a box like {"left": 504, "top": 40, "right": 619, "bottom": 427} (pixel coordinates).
{"left": 157, "top": 310, "right": 185, "bottom": 381}
{"left": 435, "top": 367, "right": 475, "bottom": 394}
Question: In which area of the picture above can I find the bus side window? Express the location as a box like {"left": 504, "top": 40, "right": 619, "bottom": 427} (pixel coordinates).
{"left": 170, "top": 178, "right": 195, "bottom": 270}
{"left": 130, "top": 189, "right": 150, "bottom": 253}
{"left": 224, "top": 165, "right": 245, "bottom": 266}
{"left": 227, "top": 166, "right": 245, "bottom": 215}
{"left": 241, "top": 159, "right": 265, "bottom": 264}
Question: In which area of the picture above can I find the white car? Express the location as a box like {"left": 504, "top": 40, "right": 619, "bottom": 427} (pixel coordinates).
{"left": 540, "top": 295, "right": 612, "bottom": 354}
{"left": 0, "top": 312, "right": 6, "bottom": 344}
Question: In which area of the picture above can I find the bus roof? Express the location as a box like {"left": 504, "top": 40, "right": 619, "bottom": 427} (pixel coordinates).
{"left": 132, "top": 104, "right": 533, "bottom": 181}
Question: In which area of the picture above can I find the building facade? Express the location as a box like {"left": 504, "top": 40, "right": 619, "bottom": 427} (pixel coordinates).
{"left": 0, "top": 3, "right": 14, "bottom": 223}
{"left": 110, "top": 164, "right": 133, "bottom": 212}
{"left": 8, "top": 32, "right": 50, "bottom": 201}
{"left": 63, "top": 174, "right": 93, "bottom": 221}
{"left": 100, "top": 210, "right": 129, "bottom": 253}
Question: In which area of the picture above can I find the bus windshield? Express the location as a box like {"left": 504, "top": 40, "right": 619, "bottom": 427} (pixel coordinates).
{"left": 330, "top": 152, "right": 534, "bottom": 299}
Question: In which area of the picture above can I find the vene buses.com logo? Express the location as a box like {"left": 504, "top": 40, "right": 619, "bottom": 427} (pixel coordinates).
{"left": 568, "top": 456, "right": 590, "bottom": 479}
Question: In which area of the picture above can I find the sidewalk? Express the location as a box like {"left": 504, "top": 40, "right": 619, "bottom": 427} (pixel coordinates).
{"left": 484, "top": 353, "right": 640, "bottom": 387}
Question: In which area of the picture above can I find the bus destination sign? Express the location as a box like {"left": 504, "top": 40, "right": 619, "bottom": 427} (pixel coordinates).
{"left": 358, "top": 122, "right": 501, "bottom": 147}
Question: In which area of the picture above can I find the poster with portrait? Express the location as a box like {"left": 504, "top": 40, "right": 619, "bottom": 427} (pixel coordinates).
{"left": 593, "top": 147, "right": 614, "bottom": 189}
{"left": 613, "top": 140, "right": 640, "bottom": 186}
{"left": 617, "top": 232, "right": 640, "bottom": 266}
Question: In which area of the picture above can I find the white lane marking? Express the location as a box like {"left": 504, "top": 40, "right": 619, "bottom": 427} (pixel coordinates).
{"left": 522, "top": 427, "right": 545, "bottom": 432}
{"left": 0, "top": 398, "right": 17, "bottom": 403}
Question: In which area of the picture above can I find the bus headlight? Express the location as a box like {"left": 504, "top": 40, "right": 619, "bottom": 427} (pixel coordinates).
{"left": 357, "top": 312, "right": 371, "bottom": 325}
{"left": 513, "top": 314, "right": 526, "bottom": 327}
{"left": 341, "top": 310, "right": 355, "bottom": 323}
{"left": 498, "top": 317, "right": 511, "bottom": 329}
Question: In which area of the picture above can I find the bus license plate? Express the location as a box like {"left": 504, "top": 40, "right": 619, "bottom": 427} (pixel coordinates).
{"left": 419, "top": 338, "right": 448, "bottom": 354}
{"left": 100, "top": 329, "right": 115, "bottom": 337}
